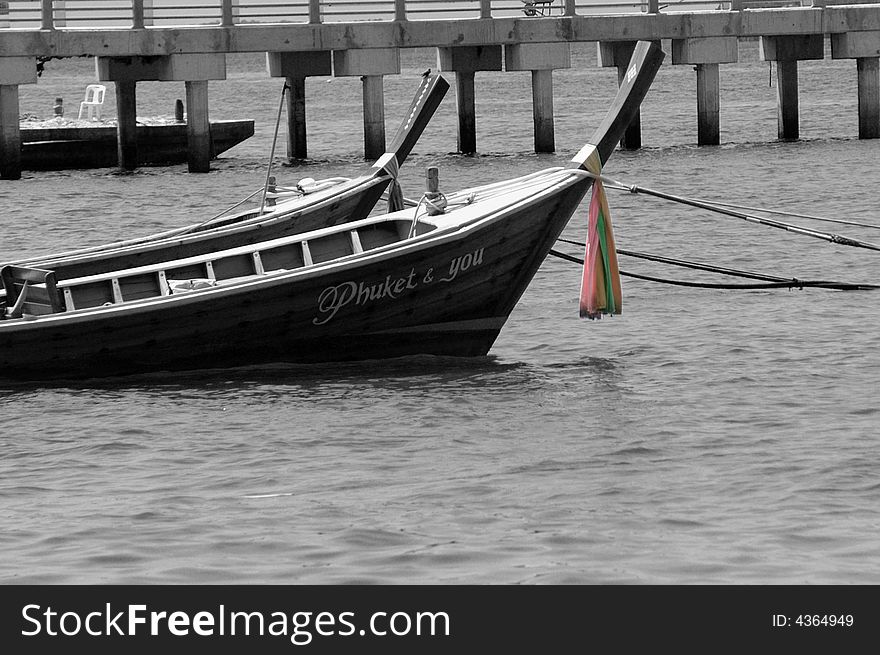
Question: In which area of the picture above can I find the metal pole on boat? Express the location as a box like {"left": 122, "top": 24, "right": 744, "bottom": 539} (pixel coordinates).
{"left": 260, "top": 81, "right": 289, "bottom": 215}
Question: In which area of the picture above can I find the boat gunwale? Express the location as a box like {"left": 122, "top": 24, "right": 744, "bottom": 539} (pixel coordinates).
{"left": 14, "top": 173, "right": 386, "bottom": 269}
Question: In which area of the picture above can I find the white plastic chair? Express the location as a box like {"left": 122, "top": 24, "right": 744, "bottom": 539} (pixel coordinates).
{"left": 521, "top": 0, "right": 556, "bottom": 16}
{"left": 78, "top": 84, "right": 106, "bottom": 121}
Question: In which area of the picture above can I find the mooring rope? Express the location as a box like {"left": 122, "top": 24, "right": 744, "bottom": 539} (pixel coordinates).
{"left": 556, "top": 237, "right": 792, "bottom": 282}
{"left": 584, "top": 172, "right": 880, "bottom": 252}
{"left": 549, "top": 245, "right": 880, "bottom": 291}
{"left": 670, "top": 197, "right": 880, "bottom": 231}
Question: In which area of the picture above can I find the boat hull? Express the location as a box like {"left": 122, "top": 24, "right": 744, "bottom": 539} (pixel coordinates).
{"left": 18, "top": 120, "right": 254, "bottom": 171}
{"left": 0, "top": 177, "right": 590, "bottom": 380}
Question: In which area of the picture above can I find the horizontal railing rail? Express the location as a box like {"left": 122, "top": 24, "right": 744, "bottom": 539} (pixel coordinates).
{"left": 1, "top": 0, "right": 838, "bottom": 30}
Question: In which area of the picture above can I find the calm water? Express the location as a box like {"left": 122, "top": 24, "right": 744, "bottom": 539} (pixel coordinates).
{"left": 1, "top": 41, "right": 879, "bottom": 584}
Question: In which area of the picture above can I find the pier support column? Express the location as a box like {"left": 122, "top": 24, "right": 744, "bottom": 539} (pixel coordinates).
{"left": 760, "top": 35, "right": 825, "bottom": 141}
{"left": 97, "top": 54, "right": 227, "bottom": 172}
{"left": 831, "top": 31, "right": 880, "bottom": 139}
{"left": 672, "top": 37, "right": 738, "bottom": 146}
{"left": 0, "top": 85, "right": 22, "bottom": 180}
{"left": 598, "top": 41, "right": 642, "bottom": 150}
{"left": 0, "top": 57, "right": 37, "bottom": 180}
{"left": 185, "top": 80, "right": 211, "bottom": 173}
{"left": 332, "top": 49, "right": 400, "bottom": 160}
{"left": 437, "top": 46, "right": 503, "bottom": 154}
{"left": 695, "top": 65, "right": 721, "bottom": 145}
{"left": 505, "top": 43, "right": 571, "bottom": 153}
{"left": 775, "top": 60, "right": 800, "bottom": 141}
{"left": 115, "top": 80, "right": 138, "bottom": 171}
{"left": 361, "top": 75, "right": 386, "bottom": 160}
{"left": 856, "top": 58, "right": 880, "bottom": 139}
{"left": 266, "top": 51, "right": 332, "bottom": 160}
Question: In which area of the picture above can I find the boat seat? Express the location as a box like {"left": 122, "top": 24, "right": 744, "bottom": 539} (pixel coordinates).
{"left": 167, "top": 278, "right": 217, "bottom": 294}
{"left": 1, "top": 265, "right": 63, "bottom": 318}
{"left": 78, "top": 84, "right": 106, "bottom": 121}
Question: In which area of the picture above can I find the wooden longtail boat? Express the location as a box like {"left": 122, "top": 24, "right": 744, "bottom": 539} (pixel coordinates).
{"left": 18, "top": 119, "right": 255, "bottom": 171}
{"left": 4, "top": 72, "right": 449, "bottom": 282}
{"left": 0, "top": 42, "right": 664, "bottom": 381}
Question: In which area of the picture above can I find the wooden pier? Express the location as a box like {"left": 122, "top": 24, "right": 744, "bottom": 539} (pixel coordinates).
{"left": 1, "top": 0, "right": 880, "bottom": 179}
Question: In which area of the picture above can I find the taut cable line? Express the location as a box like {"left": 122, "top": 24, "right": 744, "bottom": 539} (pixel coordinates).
{"left": 549, "top": 244, "right": 880, "bottom": 291}
{"left": 585, "top": 173, "right": 880, "bottom": 253}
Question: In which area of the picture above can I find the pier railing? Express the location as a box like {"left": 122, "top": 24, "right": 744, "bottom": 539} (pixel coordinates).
{"left": 0, "top": 0, "right": 831, "bottom": 30}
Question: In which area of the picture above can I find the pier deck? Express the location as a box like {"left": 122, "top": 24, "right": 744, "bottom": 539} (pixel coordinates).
{"left": 1, "top": 1, "right": 880, "bottom": 178}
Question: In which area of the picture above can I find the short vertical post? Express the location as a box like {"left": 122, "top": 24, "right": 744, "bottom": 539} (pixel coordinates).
{"left": 221, "top": 0, "right": 239, "bottom": 26}
{"left": 423, "top": 166, "right": 445, "bottom": 216}
{"left": 531, "top": 69, "right": 555, "bottom": 152}
{"left": 185, "top": 79, "right": 212, "bottom": 173}
{"left": 455, "top": 71, "right": 477, "bottom": 154}
{"left": 115, "top": 80, "right": 138, "bottom": 171}
{"left": 309, "top": 0, "right": 322, "bottom": 24}
{"left": 564, "top": 0, "right": 576, "bottom": 16}
{"left": 696, "top": 63, "right": 721, "bottom": 145}
{"left": 41, "top": 0, "right": 54, "bottom": 29}
{"left": 394, "top": 0, "right": 406, "bottom": 21}
{"left": 132, "top": 0, "right": 144, "bottom": 29}
{"left": 426, "top": 166, "right": 439, "bottom": 193}
{"left": 267, "top": 176, "right": 276, "bottom": 207}
{"left": 0, "top": 85, "right": 22, "bottom": 180}
{"left": 775, "top": 59, "right": 799, "bottom": 140}
{"left": 287, "top": 75, "right": 307, "bottom": 159}
{"left": 647, "top": 0, "right": 660, "bottom": 12}
{"left": 856, "top": 57, "right": 880, "bottom": 139}
{"left": 479, "top": 0, "right": 491, "bottom": 19}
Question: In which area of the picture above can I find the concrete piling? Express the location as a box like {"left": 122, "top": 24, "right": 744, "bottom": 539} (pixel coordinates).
{"left": 0, "top": 85, "right": 22, "bottom": 180}
{"left": 505, "top": 43, "right": 571, "bottom": 153}
{"left": 437, "top": 46, "right": 503, "bottom": 155}
{"left": 760, "top": 35, "right": 825, "bottom": 141}
{"left": 114, "top": 80, "right": 139, "bottom": 171}
{"left": 672, "top": 37, "right": 738, "bottom": 146}
{"left": 287, "top": 76, "right": 308, "bottom": 159}
{"left": 856, "top": 58, "right": 880, "bottom": 139}
{"left": 831, "top": 31, "right": 880, "bottom": 140}
{"left": 185, "top": 80, "right": 211, "bottom": 173}
{"left": 361, "top": 75, "right": 386, "bottom": 160}
{"left": 0, "top": 57, "right": 37, "bottom": 180}
{"left": 695, "top": 65, "right": 721, "bottom": 145}
{"left": 332, "top": 49, "right": 400, "bottom": 160}
{"left": 266, "top": 51, "right": 332, "bottom": 161}
{"left": 98, "top": 53, "right": 226, "bottom": 172}
{"left": 775, "top": 60, "right": 800, "bottom": 141}
{"left": 530, "top": 70, "right": 555, "bottom": 153}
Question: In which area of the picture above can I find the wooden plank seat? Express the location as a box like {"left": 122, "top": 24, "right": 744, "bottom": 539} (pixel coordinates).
{"left": 1, "top": 265, "right": 64, "bottom": 318}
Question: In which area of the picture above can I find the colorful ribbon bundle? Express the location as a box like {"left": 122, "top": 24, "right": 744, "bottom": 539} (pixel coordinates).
{"left": 579, "top": 158, "right": 622, "bottom": 320}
